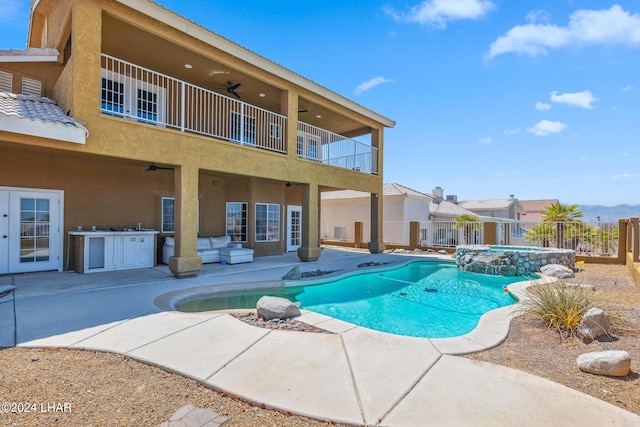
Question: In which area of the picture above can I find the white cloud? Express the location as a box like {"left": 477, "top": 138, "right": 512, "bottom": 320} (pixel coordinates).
{"left": 384, "top": 0, "right": 495, "bottom": 29}
{"left": 527, "top": 120, "right": 567, "bottom": 136}
{"left": 355, "top": 77, "right": 392, "bottom": 95}
{"left": 623, "top": 84, "right": 636, "bottom": 92}
{"left": 504, "top": 128, "right": 521, "bottom": 135}
{"left": 612, "top": 172, "right": 640, "bottom": 179}
{"left": 535, "top": 102, "right": 552, "bottom": 111}
{"left": 550, "top": 90, "right": 598, "bottom": 109}
{"left": 478, "top": 137, "right": 492, "bottom": 145}
{"left": 486, "top": 5, "right": 640, "bottom": 59}
{"left": 526, "top": 10, "right": 551, "bottom": 24}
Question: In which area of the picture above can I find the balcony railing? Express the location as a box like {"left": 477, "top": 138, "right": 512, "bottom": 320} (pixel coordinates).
{"left": 101, "top": 54, "right": 379, "bottom": 174}
{"left": 101, "top": 54, "right": 286, "bottom": 153}
{"left": 297, "top": 122, "right": 378, "bottom": 174}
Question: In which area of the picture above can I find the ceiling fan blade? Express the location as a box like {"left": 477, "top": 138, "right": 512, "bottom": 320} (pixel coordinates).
{"left": 229, "top": 89, "right": 241, "bottom": 98}
{"left": 298, "top": 109, "right": 309, "bottom": 113}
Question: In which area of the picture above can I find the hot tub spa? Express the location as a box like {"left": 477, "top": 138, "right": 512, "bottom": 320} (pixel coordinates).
{"left": 456, "top": 245, "right": 575, "bottom": 276}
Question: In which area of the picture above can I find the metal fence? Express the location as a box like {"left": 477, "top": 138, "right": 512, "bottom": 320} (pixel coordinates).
{"left": 420, "top": 221, "right": 484, "bottom": 247}
{"left": 419, "top": 220, "right": 619, "bottom": 257}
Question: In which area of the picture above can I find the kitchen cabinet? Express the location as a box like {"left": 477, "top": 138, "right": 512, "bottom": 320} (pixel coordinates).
{"left": 69, "top": 230, "right": 158, "bottom": 273}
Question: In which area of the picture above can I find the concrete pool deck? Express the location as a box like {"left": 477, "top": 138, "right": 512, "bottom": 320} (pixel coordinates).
{"left": 3, "top": 248, "right": 640, "bottom": 426}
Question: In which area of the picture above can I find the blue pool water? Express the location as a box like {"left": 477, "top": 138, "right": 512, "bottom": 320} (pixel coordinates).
{"left": 175, "top": 262, "right": 526, "bottom": 338}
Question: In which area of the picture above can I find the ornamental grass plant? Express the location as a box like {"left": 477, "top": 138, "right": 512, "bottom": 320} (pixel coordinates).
{"left": 516, "top": 282, "right": 606, "bottom": 341}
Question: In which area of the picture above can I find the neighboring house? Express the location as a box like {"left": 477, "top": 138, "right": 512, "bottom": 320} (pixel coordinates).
{"left": 458, "top": 195, "right": 525, "bottom": 221}
{"left": 428, "top": 186, "right": 478, "bottom": 220}
{"left": 321, "top": 183, "right": 433, "bottom": 244}
{"left": 0, "top": 0, "right": 394, "bottom": 277}
{"left": 519, "top": 199, "right": 560, "bottom": 222}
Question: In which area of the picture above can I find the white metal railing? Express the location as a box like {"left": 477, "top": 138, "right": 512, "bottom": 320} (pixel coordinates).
{"left": 297, "top": 121, "right": 378, "bottom": 174}
{"left": 420, "top": 221, "right": 484, "bottom": 247}
{"left": 101, "top": 54, "right": 286, "bottom": 153}
{"left": 320, "top": 220, "right": 355, "bottom": 242}
{"left": 513, "top": 221, "right": 619, "bottom": 257}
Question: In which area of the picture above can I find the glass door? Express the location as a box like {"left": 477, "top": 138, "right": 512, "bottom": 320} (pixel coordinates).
{"left": 8, "top": 190, "right": 62, "bottom": 273}
{"left": 287, "top": 205, "right": 302, "bottom": 252}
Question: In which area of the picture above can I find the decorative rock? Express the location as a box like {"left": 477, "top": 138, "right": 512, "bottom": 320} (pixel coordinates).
{"left": 578, "top": 307, "right": 610, "bottom": 340}
{"left": 282, "top": 266, "right": 301, "bottom": 280}
{"left": 256, "top": 296, "right": 301, "bottom": 320}
{"left": 577, "top": 350, "right": 631, "bottom": 377}
{"left": 540, "top": 264, "right": 575, "bottom": 279}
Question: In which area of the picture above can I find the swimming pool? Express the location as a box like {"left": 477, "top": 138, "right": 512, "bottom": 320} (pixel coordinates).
{"left": 175, "top": 261, "right": 527, "bottom": 338}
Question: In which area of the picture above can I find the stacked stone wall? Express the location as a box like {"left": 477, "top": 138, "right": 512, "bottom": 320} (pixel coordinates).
{"left": 456, "top": 245, "right": 576, "bottom": 276}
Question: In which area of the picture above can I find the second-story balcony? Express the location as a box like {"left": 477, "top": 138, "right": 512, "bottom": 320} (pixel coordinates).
{"left": 101, "top": 54, "right": 377, "bottom": 174}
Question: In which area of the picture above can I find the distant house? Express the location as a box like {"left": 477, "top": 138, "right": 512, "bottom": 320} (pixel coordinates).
{"left": 458, "top": 195, "right": 525, "bottom": 221}
{"left": 321, "top": 183, "right": 433, "bottom": 244}
{"left": 519, "top": 199, "right": 560, "bottom": 222}
{"left": 429, "top": 186, "right": 478, "bottom": 220}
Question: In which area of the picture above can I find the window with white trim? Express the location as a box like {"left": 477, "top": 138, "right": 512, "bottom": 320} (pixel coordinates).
{"left": 162, "top": 197, "right": 175, "bottom": 233}
{"left": 100, "top": 69, "right": 166, "bottom": 125}
{"left": 230, "top": 112, "right": 256, "bottom": 144}
{"left": 226, "top": 202, "right": 247, "bottom": 242}
{"left": 255, "top": 203, "right": 280, "bottom": 242}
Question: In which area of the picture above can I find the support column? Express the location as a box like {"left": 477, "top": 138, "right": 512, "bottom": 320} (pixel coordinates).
{"left": 617, "top": 219, "right": 627, "bottom": 264}
{"left": 368, "top": 192, "right": 385, "bottom": 253}
{"left": 169, "top": 165, "right": 202, "bottom": 277}
{"left": 483, "top": 222, "right": 497, "bottom": 245}
{"left": 632, "top": 217, "right": 640, "bottom": 263}
{"left": 282, "top": 89, "right": 298, "bottom": 158}
{"left": 297, "top": 184, "right": 321, "bottom": 261}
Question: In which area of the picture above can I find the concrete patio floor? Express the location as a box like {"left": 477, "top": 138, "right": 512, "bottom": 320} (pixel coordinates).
{"left": 2, "top": 248, "right": 639, "bottom": 426}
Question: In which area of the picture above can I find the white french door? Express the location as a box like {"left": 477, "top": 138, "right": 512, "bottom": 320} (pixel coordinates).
{"left": 0, "top": 187, "right": 63, "bottom": 274}
{"left": 286, "top": 205, "right": 302, "bottom": 252}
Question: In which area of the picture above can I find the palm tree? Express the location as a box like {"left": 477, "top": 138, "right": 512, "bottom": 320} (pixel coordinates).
{"left": 541, "top": 204, "right": 583, "bottom": 249}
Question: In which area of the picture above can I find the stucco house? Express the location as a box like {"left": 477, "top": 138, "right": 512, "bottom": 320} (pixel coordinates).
{"left": 321, "top": 183, "right": 431, "bottom": 244}
{"left": 0, "top": 0, "right": 394, "bottom": 277}
{"left": 519, "top": 199, "right": 559, "bottom": 222}
{"left": 458, "top": 195, "right": 525, "bottom": 221}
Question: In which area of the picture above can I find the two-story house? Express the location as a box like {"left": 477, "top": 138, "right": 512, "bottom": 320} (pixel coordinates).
{"left": 0, "top": 0, "right": 394, "bottom": 277}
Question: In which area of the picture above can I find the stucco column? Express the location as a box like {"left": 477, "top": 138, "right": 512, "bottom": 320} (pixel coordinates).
{"left": 297, "top": 184, "right": 321, "bottom": 262}
{"left": 282, "top": 90, "right": 298, "bottom": 158}
{"left": 617, "top": 219, "right": 628, "bottom": 264}
{"left": 169, "top": 165, "right": 202, "bottom": 277}
{"left": 632, "top": 217, "right": 640, "bottom": 263}
{"left": 484, "top": 222, "right": 497, "bottom": 245}
{"left": 368, "top": 192, "right": 385, "bottom": 253}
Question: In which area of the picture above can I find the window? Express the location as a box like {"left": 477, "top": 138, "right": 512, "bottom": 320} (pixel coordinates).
{"left": 100, "top": 69, "right": 165, "bottom": 125}
{"left": 162, "top": 197, "right": 175, "bottom": 233}
{"left": 226, "top": 202, "right": 247, "bottom": 242}
{"left": 137, "top": 88, "right": 158, "bottom": 123}
{"left": 20, "top": 198, "right": 50, "bottom": 263}
{"left": 270, "top": 123, "right": 281, "bottom": 139}
{"left": 255, "top": 203, "right": 280, "bottom": 242}
{"left": 308, "top": 138, "right": 318, "bottom": 161}
{"left": 230, "top": 112, "right": 256, "bottom": 144}
{"left": 101, "top": 78, "right": 124, "bottom": 116}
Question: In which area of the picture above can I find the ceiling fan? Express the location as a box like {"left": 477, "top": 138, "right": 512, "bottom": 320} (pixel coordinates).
{"left": 225, "top": 81, "right": 241, "bottom": 98}
{"left": 146, "top": 163, "right": 174, "bottom": 171}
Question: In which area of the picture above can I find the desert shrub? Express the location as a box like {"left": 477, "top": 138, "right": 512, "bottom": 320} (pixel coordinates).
{"left": 516, "top": 283, "right": 605, "bottom": 340}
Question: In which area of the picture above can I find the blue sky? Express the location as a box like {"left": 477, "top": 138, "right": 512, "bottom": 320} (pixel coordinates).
{"left": 2, "top": 0, "right": 639, "bottom": 206}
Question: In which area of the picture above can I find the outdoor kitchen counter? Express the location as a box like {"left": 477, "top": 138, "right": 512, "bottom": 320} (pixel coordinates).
{"left": 68, "top": 230, "right": 159, "bottom": 273}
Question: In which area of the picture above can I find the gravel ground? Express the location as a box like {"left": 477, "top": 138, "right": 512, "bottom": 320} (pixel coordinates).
{"left": 0, "top": 263, "right": 638, "bottom": 426}
{"left": 466, "top": 263, "right": 640, "bottom": 416}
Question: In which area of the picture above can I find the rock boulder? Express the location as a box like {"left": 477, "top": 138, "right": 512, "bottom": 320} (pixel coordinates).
{"left": 256, "top": 296, "right": 301, "bottom": 320}
{"left": 540, "top": 264, "right": 575, "bottom": 279}
{"left": 578, "top": 307, "right": 610, "bottom": 340}
{"left": 577, "top": 350, "right": 631, "bottom": 377}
